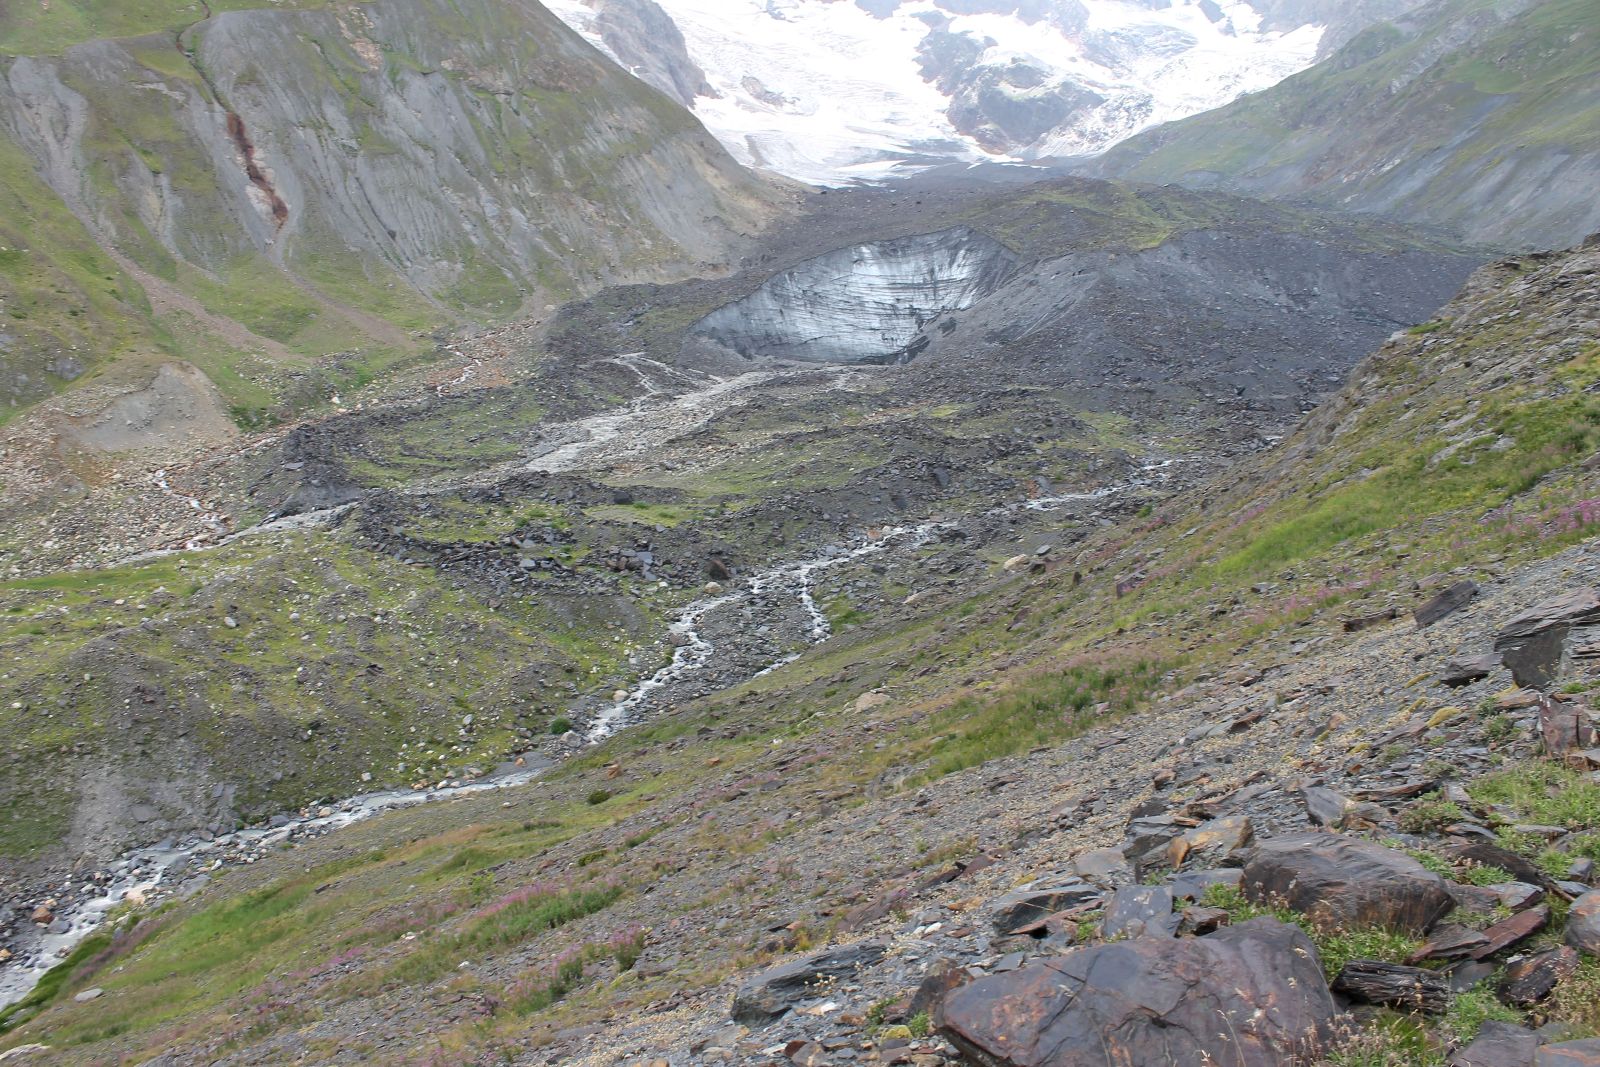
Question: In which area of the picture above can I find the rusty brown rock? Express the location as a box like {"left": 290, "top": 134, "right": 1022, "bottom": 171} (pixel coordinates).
{"left": 1567, "top": 890, "right": 1600, "bottom": 956}
{"left": 1241, "top": 834, "right": 1454, "bottom": 934}
{"left": 940, "top": 918, "right": 1336, "bottom": 1067}
{"left": 1539, "top": 1042, "right": 1600, "bottom": 1067}
{"left": 1540, "top": 693, "right": 1596, "bottom": 758}
{"left": 1470, "top": 905, "right": 1550, "bottom": 960}
{"left": 1499, "top": 946, "right": 1580, "bottom": 1006}
{"left": 1331, "top": 959, "right": 1451, "bottom": 1013}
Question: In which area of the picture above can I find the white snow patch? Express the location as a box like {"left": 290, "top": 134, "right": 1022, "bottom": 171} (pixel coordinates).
{"left": 550, "top": 0, "right": 1327, "bottom": 184}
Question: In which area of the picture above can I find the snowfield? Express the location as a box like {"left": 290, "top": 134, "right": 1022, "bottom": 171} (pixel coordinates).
{"left": 548, "top": 0, "right": 1325, "bottom": 184}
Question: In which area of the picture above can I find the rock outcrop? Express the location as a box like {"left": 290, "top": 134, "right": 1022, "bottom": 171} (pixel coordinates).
{"left": 1241, "top": 834, "right": 1454, "bottom": 933}
{"left": 940, "top": 918, "right": 1337, "bottom": 1067}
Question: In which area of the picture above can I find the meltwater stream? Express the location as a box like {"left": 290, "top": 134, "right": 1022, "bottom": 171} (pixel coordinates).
{"left": 2, "top": 451, "right": 1180, "bottom": 1010}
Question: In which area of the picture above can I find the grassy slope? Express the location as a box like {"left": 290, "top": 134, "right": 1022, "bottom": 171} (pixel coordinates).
{"left": 4, "top": 243, "right": 1596, "bottom": 1056}
{"left": 0, "top": 523, "right": 669, "bottom": 858}
{"left": 0, "top": 0, "right": 780, "bottom": 429}
{"left": 0, "top": 136, "right": 169, "bottom": 424}
{"left": 1093, "top": 0, "right": 1600, "bottom": 247}
{"left": 0, "top": 1, "right": 334, "bottom": 55}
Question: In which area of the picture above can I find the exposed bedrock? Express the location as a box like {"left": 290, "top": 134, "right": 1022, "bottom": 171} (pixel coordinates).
{"left": 688, "top": 227, "right": 1018, "bottom": 364}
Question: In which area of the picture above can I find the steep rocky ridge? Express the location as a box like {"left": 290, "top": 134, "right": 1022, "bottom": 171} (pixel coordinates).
{"left": 1087, "top": 0, "right": 1600, "bottom": 250}
{"left": 0, "top": 0, "right": 782, "bottom": 424}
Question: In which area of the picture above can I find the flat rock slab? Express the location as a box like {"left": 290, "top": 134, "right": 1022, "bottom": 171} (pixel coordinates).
{"left": 1499, "top": 591, "right": 1600, "bottom": 640}
{"left": 941, "top": 918, "right": 1336, "bottom": 1067}
{"left": 991, "top": 881, "right": 1102, "bottom": 934}
{"left": 730, "top": 942, "right": 886, "bottom": 1024}
{"left": 1452, "top": 1021, "right": 1540, "bottom": 1067}
{"left": 1242, "top": 833, "right": 1454, "bottom": 934}
{"left": 1416, "top": 580, "right": 1480, "bottom": 629}
{"left": 1472, "top": 904, "right": 1550, "bottom": 960}
{"left": 1101, "top": 885, "right": 1178, "bottom": 939}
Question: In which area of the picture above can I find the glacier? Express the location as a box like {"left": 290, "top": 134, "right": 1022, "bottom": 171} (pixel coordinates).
{"left": 547, "top": 0, "right": 1329, "bottom": 184}
{"left": 688, "top": 227, "right": 1018, "bottom": 364}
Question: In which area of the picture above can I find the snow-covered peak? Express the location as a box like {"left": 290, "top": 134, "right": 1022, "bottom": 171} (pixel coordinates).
{"left": 546, "top": 0, "right": 1385, "bottom": 185}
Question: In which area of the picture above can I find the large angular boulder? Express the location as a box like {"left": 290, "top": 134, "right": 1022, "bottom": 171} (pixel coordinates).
{"left": 1494, "top": 591, "right": 1600, "bottom": 689}
{"left": 940, "top": 918, "right": 1337, "bottom": 1067}
{"left": 730, "top": 942, "right": 886, "bottom": 1024}
{"left": 1241, "top": 834, "right": 1454, "bottom": 934}
{"left": 1566, "top": 890, "right": 1600, "bottom": 956}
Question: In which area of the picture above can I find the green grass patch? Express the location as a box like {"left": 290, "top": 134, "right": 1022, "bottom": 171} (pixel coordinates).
{"left": 1472, "top": 762, "right": 1600, "bottom": 831}
{"left": 913, "top": 657, "right": 1167, "bottom": 782}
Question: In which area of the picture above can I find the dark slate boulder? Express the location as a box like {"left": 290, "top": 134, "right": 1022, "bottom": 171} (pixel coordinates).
{"left": 730, "top": 942, "right": 886, "bottom": 1024}
{"left": 940, "top": 918, "right": 1337, "bottom": 1067}
{"left": 1494, "top": 590, "right": 1600, "bottom": 689}
{"left": 1451, "top": 1021, "right": 1540, "bottom": 1067}
{"left": 1241, "top": 834, "right": 1454, "bottom": 934}
{"left": 1416, "top": 580, "right": 1480, "bottom": 629}
{"left": 1566, "top": 890, "right": 1600, "bottom": 956}
{"left": 990, "top": 880, "right": 1102, "bottom": 934}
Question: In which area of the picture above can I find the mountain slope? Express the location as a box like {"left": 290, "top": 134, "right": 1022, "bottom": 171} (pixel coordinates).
{"left": 0, "top": 0, "right": 782, "bottom": 427}
{"left": 547, "top": 0, "right": 1427, "bottom": 183}
{"left": 2, "top": 233, "right": 1596, "bottom": 1064}
{"left": 1088, "top": 0, "right": 1600, "bottom": 249}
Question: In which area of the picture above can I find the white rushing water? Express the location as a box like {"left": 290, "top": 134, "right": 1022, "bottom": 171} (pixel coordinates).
{"left": 0, "top": 757, "right": 552, "bottom": 1009}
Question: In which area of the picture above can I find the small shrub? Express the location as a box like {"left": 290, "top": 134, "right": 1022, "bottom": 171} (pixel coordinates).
{"left": 1380, "top": 743, "right": 1410, "bottom": 765}
{"left": 1456, "top": 863, "right": 1516, "bottom": 887}
{"left": 1474, "top": 762, "right": 1600, "bottom": 831}
{"left": 586, "top": 789, "right": 612, "bottom": 806}
{"left": 608, "top": 926, "right": 645, "bottom": 971}
{"left": 1401, "top": 847, "right": 1455, "bottom": 878}
{"left": 1326, "top": 1015, "right": 1442, "bottom": 1067}
{"left": 549, "top": 716, "right": 573, "bottom": 735}
{"left": 907, "top": 1011, "right": 931, "bottom": 1039}
{"left": 1482, "top": 714, "right": 1516, "bottom": 743}
{"left": 1550, "top": 958, "right": 1600, "bottom": 1033}
{"left": 1398, "top": 794, "right": 1465, "bottom": 834}
{"left": 1317, "top": 928, "right": 1422, "bottom": 978}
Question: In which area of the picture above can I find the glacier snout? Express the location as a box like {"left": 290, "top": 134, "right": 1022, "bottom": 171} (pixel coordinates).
{"left": 690, "top": 227, "right": 1018, "bottom": 364}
